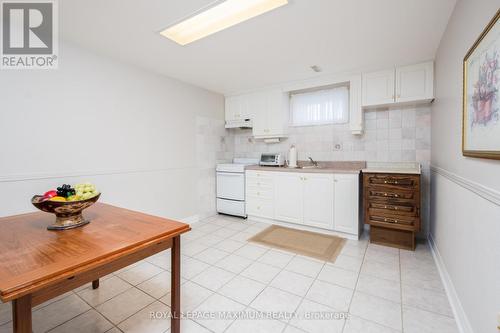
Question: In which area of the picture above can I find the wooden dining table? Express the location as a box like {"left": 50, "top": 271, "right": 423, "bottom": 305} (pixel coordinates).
{"left": 0, "top": 203, "right": 191, "bottom": 333}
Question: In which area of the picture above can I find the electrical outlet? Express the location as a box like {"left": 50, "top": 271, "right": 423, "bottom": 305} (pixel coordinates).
{"left": 333, "top": 143, "right": 343, "bottom": 151}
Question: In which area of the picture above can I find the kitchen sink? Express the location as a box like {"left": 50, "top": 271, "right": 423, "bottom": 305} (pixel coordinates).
{"left": 297, "top": 165, "right": 323, "bottom": 169}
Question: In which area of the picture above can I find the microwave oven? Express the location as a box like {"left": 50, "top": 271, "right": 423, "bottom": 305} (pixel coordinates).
{"left": 259, "top": 153, "right": 285, "bottom": 166}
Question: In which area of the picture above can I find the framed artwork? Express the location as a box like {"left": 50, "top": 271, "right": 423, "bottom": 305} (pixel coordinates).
{"left": 463, "top": 9, "right": 500, "bottom": 159}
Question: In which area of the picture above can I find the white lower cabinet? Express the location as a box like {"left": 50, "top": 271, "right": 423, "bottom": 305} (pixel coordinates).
{"left": 274, "top": 173, "right": 303, "bottom": 224}
{"left": 333, "top": 174, "right": 359, "bottom": 234}
{"left": 246, "top": 171, "right": 275, "bottom": 219}
{"left": 303, "top": 174, "right": 335, "bottom": 229}
{"left": 246, "top": 170, "right": 360, "bottom": 236}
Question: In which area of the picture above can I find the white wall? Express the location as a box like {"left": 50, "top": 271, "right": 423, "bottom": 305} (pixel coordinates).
{"left": 0, "top": 41, "right": 224, "bottom": 221}
{"left": 430, "top": 1, "right": 500, "bottom": 332}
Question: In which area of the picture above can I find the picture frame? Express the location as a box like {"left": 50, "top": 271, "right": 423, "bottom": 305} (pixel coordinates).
{"left": 463, "top": 9, "right": 500, "bottom": 159}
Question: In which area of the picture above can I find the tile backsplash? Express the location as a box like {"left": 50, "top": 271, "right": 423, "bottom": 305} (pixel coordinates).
{"left": 224, "top": 104, "right": 431, "bottom": 237}
{"left": 226, "top": 105, "right": 430, "bottom": 168}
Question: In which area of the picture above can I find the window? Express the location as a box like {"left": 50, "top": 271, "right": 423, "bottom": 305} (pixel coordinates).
{"left": 290, "top": 86, "right": 349, "bottom": 126}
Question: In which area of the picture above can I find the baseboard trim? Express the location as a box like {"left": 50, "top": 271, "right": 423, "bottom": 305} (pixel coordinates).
{"left": 179, "top": 215, "right": 200, "bottom": 225}
{"left": 428, "top": 235, "right": 474, "bottom": 333}
{"left": 431, "top": 166, "right": 500, "bottom": 206}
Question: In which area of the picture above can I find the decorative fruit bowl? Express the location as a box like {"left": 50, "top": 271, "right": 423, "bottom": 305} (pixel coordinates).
{"left": 31, "top": 183, "right": 101, "bottom": 230}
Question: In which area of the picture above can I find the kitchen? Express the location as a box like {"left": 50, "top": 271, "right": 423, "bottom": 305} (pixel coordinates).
{"left": 216, "top": 61, "right": 430, "bottom": 247}
{"left": 0, "top": 1, "right": 499, "bottom": 333}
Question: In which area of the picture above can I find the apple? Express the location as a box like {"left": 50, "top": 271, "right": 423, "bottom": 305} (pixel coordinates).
{"left": 43, "top": 190, "right": 57, "bottom": 199}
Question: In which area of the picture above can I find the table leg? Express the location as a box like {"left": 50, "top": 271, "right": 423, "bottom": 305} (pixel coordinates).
{"left": 171, "top": 236, "right": 180, "bottom": 333}
{"left": 12, "top": 294, "right": 32, "bottom": 333}
{"left": 92, "top": 279, "right": 99, "bottom": 289}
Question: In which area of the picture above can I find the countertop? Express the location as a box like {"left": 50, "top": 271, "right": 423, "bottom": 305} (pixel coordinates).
{"left": 362, "top": 162, "right": 421, "bottom": 175}
{"left": 245, "top": 161, "right": 367, "bottom": 174}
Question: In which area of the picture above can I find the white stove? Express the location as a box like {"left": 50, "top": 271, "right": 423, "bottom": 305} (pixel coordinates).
{"left": 216, "top": 158, "right": 259, "bottom": 217}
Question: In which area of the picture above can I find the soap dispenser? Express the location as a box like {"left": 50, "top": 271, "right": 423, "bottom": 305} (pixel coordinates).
{"left": 288, "top": 145, "right": 297, "bottom": 168}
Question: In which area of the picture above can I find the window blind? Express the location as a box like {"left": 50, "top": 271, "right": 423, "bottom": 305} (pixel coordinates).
{"left": 290, "top": 86, "right": 349, "bottom": 126}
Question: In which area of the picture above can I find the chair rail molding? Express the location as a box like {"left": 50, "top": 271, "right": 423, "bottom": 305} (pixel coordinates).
{"left": 0, "top": 166, "right": 199, "bottom": 183}
{"left": 430, "top": 165, "right": 500, "bottom": 206}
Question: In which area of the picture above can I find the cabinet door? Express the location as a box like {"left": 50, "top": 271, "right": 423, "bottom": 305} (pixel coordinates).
{"left": 225, "top": 96, "right": 238, "bottom": 122}
{"left": 333, "top": 174, "right": 359, "bottom": 235}
{"left": 362, "top": 69, "right": 395, "bottom": 107}
{"left": 265, "top": 89, "right": 289, "bottom": 137}
{"left": 274, "top": 173, "right": 303, "bottom": 224}
{"left": 249, "top": 91, "right": 268, "bottom": 137}
{"left": 395, "top": 62, "right": 434, "bottom": 103}
{"left": 303, "top": 174, "right": 335, "bottom": 229}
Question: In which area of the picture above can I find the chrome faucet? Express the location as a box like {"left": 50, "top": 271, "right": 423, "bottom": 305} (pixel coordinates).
{"left": 308, "top": 157, "right": 318, "bottom": 167}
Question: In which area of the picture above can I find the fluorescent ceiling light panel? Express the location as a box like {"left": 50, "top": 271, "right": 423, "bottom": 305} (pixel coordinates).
{"left": 160, "top": 0, "right": 288, "bottom": 45}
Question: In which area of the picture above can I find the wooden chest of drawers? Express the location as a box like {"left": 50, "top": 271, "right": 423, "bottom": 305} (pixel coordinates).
{"left": 363, "top": 173, "right": 421, "bottom": 250}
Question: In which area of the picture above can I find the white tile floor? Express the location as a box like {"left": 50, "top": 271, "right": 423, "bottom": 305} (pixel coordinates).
{"left": 0, "top": 214, "right": 459, "bottom": 333}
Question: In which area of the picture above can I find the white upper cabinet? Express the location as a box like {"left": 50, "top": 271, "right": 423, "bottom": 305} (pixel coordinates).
{"left": 362, "top": 61, "right": 434, "bottom": 108}
{"left": 225, "top": 94, "right": 252, "bottom": 122}
{"left": 225, "top": 89, "right": 289, "bottom": 138}
{"left": 253, "top": 89, "right": 289, "bottom": 138}
{"left": 225, "top": 95, "right": 239, "bottom": 122}
{"left": 362, "top": 69, "right": 395, "bottom": 107}
{"left": 247, "top": 91, "right": 267, "bottom": 136}
{"left": 395, "top": 62, "right": 434, "bottom": 103}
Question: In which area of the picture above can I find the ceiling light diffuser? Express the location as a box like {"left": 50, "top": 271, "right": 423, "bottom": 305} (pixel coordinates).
{"left": 160, "top": 0, "right": 288, "bottom": 46}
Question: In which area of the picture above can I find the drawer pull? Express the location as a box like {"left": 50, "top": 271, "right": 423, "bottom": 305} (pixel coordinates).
{"left": 382, "top": 180, "right": 402, "bottom": 185}
{"left": 375, "top": 192, "right": 401, "bottom": 198}
{"left": 379, "top": 204, "right": 403, "bottom": 211}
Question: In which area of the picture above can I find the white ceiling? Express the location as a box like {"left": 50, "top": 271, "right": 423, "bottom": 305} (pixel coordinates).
{"left": 61, "top": 0, "right": 456, "bottom": 95}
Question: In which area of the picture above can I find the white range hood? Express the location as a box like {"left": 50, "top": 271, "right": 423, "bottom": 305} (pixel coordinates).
{"left": 225, "top": 118, "right": 252, "bottom": 129}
